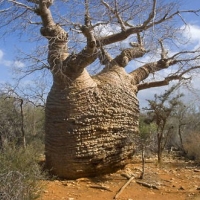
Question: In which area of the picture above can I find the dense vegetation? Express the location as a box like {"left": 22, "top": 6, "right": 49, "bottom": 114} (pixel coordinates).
{"left": 0, "top": 95, "right": 45, "bottom": 200}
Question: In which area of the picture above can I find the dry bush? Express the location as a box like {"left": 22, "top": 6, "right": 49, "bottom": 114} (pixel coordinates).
{"left": 184, "top": 132, "right": 200, "bottom": 162}
{"left": 0, "top": 144, "right": 45, "bottom": 200}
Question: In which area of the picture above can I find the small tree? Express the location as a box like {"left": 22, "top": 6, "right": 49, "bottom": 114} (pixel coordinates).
{"left": 145, "top": 85, "right": 183, "bottom": 163}
{"left": 0, "top": 95, "right": 22, "bottom": 150}
{"left": 0, "top": 90, "right": 45, "bottom": 150}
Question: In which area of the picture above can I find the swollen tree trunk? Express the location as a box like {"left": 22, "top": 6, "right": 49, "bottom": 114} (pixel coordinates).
{"left": 45, "top": 67, "right": 139, "bottom": 179}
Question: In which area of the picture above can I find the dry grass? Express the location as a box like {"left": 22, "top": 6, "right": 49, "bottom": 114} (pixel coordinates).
{"left": 184, "top": 132, "right": 200, "bottom": 162}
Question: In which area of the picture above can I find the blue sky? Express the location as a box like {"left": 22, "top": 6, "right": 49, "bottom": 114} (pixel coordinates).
{"left": 0, "top": 0, "right": 200, "bottom": 106}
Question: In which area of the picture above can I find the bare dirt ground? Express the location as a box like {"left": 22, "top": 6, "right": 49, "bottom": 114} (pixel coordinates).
{"left": 39, "top": 156, "right": 200, "bottom": 200}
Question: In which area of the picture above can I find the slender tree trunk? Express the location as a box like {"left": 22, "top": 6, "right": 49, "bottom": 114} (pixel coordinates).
{"left": 19, "top": 99, "right": 26, "bottom": 149}
{"left": 0, "top": 135, "right": 3, "bottom": 151}
{"left": 140, "top": 146, "right": 145, "bottom": 179}
{"left": 178, "top": 124, "right": 184, "bottom": 152}
{"left": 157, "top": 133, "right": 163, "bottom": 163}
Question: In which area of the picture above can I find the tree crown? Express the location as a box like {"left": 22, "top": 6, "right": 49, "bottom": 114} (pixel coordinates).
{"left": 1, "top": 0, "right": 200, "bottom": 91}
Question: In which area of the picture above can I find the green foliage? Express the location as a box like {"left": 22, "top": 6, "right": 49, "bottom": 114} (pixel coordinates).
{"left": 139, "top": 117, "right": 156, "bottom": 141}
{"left": 0, "top": 144, "right": 45, "bottom": 200}
{"left": 136, "top": 114, "right": 157, "bottom": 152}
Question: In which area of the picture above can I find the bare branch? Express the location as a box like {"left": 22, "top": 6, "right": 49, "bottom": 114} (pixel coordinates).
{"left": 79, "top": 0, "right": 97, "bottom": 48}
{"left": 27, "top": 20, "right": 42, "bottom": 25}
{"left": 130, "top": 47, "right": 200, "bottom": 86}
{"left": 38, "top": 0, "right": 55, "bottom": 27}
{"left": 137, "top": 33, "right": 143, "bottom": 46}
{"left": 171, "top": 50, "right": 200, "bottom": 60}
{"left": 84, "top": 0, "right": 91, "bottom": 27}
{"left": 8, "top": 0, "right": 35, "bottom": 11}
{"left": 113, "top": 45, "right": 146, "bottom": 68}
{"left": 137, "top": 65, "right": 200, "bottom": 91}
{"left": 98, "top": 33, "right": 147, "bottom": 73}
{"left": 145, "top": 9, "right": 200, "bottom": 30}
{"left": 58, "top": 0, "right": 99, "bottom": 74}
{"left": 63, "top": 46, "right": 98, "bottom": 74}
{"left": 178, "top": 65, "right": 200, "bottom": 77}
{"left": 142, "top": 0, "right": 157, "bottom": 27}
{"left": 97, "top": 47, "right": 113, "bottom": 74}
{"left": 81, "top": 24, "right": 96, "bottom": 48}
{"left": 137, "top": 75, "right": 181, "bottom": 91}
{"left": 113, "top": 0, "right": 126, "bottom": 31}
{"left": 98, "top": 8, "right": 200, "bottom": 46}
{"left": 159, "top": 39, "right": 168, "bottom": 59}
{"left": 177, "top": 13, "right": 187, "bottom": 25}
{"left": 0, "top": 8, "right": 12, "bottom": 13}
{"left": 101, "top": 0, "right": 134, "bottom": 31}
{"left": 98, "top": 47, "right": 113, "bottom": 66}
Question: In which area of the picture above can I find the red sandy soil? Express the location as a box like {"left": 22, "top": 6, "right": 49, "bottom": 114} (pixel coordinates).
{"left": 39, "top": 157, "right": 200, "bottom": 200}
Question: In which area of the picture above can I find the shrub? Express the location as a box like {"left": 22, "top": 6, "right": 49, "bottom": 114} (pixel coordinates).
{"left": 184, "top": 132, "right": 200, "bottom": 162}
{"left": 0, "top": 144, "right": 45, "bottom": 200}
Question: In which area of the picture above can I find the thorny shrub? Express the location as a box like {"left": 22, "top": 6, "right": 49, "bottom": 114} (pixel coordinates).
{"left": 184, "top": 132, "right": 200, "bottom": 162}
{"left": 0, "top": 144, "right": 45, "bottom": 200}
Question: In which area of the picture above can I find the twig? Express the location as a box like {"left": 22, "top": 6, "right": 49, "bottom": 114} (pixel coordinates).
{"left": 114, "top": 176, "right": 135, "bottom": 199}
{"left": 8, "top": 0, "right": 34, "bottom": 11}
{"left": 136, "top": 180, "right": 160, "bottom": 190}
{"left": 120, "top": 173, "right": 132, "bottom": 179}
{"left": 89, "top": 185, "right": 112, "bottom": 192}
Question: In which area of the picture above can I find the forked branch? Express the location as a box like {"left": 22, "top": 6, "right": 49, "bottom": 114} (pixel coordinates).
{"left": 101, "top": 0, "right": 126, "bottom": 31}
{"left": 113, "top": 33, "right": 146, "bottom": 68}
{"left": 159, "top": 39, "right": 168, "bottom": 59}
{"left": 98, "top": 47, "right": 113, "bottom": 66}
{"left": 98, "top": 8, "right": 200, "bottom": 46}
{"left": 136, "top": 64, "right": 200, "bottom": 91}
{"left": 142, "top": 0, "right": 157, "bottom": 27}
{"left": 98, "top": 33, "right": 146, "bottom": 74}
{"left": 130, "top": 39, "right": 200, "bottom": 88}
{"left": 137, "top": 75, "right": 181, "bottom": 90}
{"left": 60, "top": 0, "right": 98, "bottom": 73}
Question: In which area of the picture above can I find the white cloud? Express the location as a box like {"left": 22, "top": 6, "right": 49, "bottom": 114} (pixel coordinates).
{"left": 182, "top": 24, "right": 200, "bottom": 48}
{"left": 186, "top": 25, "right": 200, "bottom": 41}
{"left": 13, "top": 60, "right": 25, "bottom": 68}
{"left": 0, "top": 49, "right": 4, "bottom": 60}
{"left": 0, "top": 49, "right": 24, "bottom": 68}
{"left": 94, "top": 23, "right": 121, "bottom": 37}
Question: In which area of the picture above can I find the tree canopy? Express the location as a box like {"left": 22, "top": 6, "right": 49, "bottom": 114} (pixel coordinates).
{"left": 0, "top": 0, "right": 200, "bottom": 90}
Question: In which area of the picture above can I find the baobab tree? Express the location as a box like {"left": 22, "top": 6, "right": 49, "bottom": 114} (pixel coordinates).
{"left": 1, "top": 0, "right": 200, "bottom": 178}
